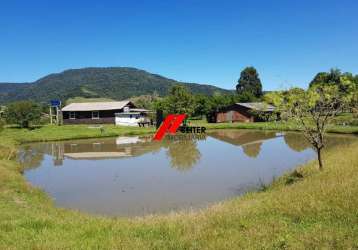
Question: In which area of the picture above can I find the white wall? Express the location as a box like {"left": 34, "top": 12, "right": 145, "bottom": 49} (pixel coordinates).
{"left": 115, "top": 116, "right": 141, "bottom": 126}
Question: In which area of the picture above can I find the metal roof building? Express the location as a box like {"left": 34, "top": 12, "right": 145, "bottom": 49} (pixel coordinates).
{"left": 61, "top": 101, "right": 132, "bottom": 112}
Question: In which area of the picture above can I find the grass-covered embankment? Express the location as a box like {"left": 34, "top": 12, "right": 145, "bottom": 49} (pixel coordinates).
{"left": 0, "top": 125, "right": 357, "bottom": 248}
{"left": 1, "top": 124, "right": 155, "bottom": 144}
{"left": 190, "top": 120, "right": 358, "bottom": 134}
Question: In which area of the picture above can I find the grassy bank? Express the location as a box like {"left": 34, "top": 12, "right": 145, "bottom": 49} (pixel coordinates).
{"left": 189, "top": 120, "right": 358, "bottom": 134}
{"left": 1, "top": 125, "right": 155, "bottom": 144}
{"left": 0, "top": 126, "right": 357, "bottom": 248}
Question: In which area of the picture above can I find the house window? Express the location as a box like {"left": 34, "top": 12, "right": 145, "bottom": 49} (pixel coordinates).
{"left": 69, "top": 112, "right": 76, "bottom": 119}
{"left": 92, "top": 111, "right": 99, "bottom": 119}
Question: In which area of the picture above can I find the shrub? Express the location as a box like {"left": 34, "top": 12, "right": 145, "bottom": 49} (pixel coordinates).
{"left": 285, "top": 170, "right": 304, "bottom": 185}
{"left": 5, "top": 101, "right": 42, "bottom": 128}
{"left": 0, "top": 119, "right": 5, "bottom": 132}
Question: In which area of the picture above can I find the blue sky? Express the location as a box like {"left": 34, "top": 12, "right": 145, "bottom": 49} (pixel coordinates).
{"left": 0, "top": 0, "right": 357, "bottom": 90}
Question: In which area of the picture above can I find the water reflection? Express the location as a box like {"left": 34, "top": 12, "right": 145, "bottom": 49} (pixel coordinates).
{"left": 19, "top": 137, "right": 158, "bottom": 167}
{"left": 19, "top": 136, "right": 205, "bottom": 171}
{"left": 164, "top": 140, "right": 201, "bottom": 171}
{"left": 242, "top": 142, "right": 262, "bottom": 158}
{"left": 20, "top": 131, "right": 281, "bottom": 171}
{"left": 208, "top": 130, "right": 277, "bottom": 158}
{"left": 282, "top": 132, "right": 356, "bottom": 152}
{"left": 18, "top": 145, "right": 45, "bottom": 170}
{"left": 19, "top": 131, "right": 356, "bottom": 172}
{"left": 16, "top": 131, "right": 308, "bottom": 170}
{"left": 20, "top": 130, "right": 357, "bottom": 217}
{"left": 283, "top": 133, "right": 311, "bottom": 152}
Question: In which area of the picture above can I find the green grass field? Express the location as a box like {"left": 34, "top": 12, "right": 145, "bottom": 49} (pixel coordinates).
{"left": 0, "top": 124, "right": 358, "bottom": 249}
{"left": 1, "top": 125, "right": 155, "bottom": 144}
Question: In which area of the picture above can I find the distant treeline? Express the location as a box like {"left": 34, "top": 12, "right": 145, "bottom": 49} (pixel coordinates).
{"left": 1, "top": 67, "right": 356, "bottom": 129}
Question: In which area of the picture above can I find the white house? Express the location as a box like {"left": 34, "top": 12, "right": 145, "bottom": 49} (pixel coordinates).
{"left": 115, "top": 107, "right": 151, "bottom": 126}
{"left": 61, "top": 100, "right": 152, "bottom": 126}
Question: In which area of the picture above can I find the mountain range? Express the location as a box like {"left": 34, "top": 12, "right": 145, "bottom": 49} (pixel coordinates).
{"left": 0, "top": 67, "right": 232, "bottom": 105}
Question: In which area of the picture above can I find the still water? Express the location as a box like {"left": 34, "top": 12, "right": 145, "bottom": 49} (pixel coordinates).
{"left": 19, "top": 130, "right": 355, "bottom": 217}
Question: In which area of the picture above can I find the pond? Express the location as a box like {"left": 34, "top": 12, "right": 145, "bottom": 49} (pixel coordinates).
{"left": 19, "top": 130, "right": 356, "bottom": 217}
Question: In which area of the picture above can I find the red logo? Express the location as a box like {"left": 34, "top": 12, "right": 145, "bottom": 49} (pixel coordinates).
{"left": 153, "top": 114, "right": 186, "bottom": 141}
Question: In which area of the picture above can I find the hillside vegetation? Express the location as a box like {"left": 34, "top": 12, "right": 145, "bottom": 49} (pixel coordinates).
{"left": 0, "top": 67, "right": 231, "bottom": 104}
{"left": 65, "top": 97, "right": 116, "bottom": 105}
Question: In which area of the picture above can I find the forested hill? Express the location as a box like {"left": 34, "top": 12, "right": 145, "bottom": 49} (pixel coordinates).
{"left": 0, "top": 67, "right": 231, "bottom": 104}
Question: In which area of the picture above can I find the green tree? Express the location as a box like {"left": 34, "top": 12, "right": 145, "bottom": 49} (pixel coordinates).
{"left": 309, "top": 68, "right": 357, "bottom": 90}
{"left": 237, "top": 91, "right": 257, "bottom": 102}
{"left": 236, "top": 67, "right": 263, "bottom": 98}
{"left": 132, "top": 94, "right": 159, "bottom": 110}
{"left": 193, "top": 94, "right": 212, "bottom": 118}
{"left": 277, "top": 78, "right": 356, "bottom": 170}
{"left": 210, "top": 93, "right": 233, "bottom": 111}
{"left": 354, "top": 75, "right": 358, "bottom": 85}
{"left": 326, "top": 68, "right": 341, "bottom": 84}
{"left": 154, "top": 85, "right": 195, "bottom": 117}
{"left": 309, "top": 72, "right": 329, "bottom": 87}
{"left": 353, "top": 89, "right": 358, "bottom": 118}
{"left": 262, "top": 91, "right": 283, "bottom": 121}
{"left": 309, "top": 68, "right": 342, "bottom": 87}
{"left": 310, "top": 69, "right": 358, "bottom": 111}
{"left": 5, "top": 101, "right": 42, "bottom": 128}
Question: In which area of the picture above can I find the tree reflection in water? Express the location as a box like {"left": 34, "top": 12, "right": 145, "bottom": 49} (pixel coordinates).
{"left": 283, "top": 132, "right": 357, "bottom": 152}
{"left": 19, "top": 135, "right": 205, "bottom": 172}
{"left": 283, "top": 133, "right": 311, "bottom": 152}
{"left": 18, "top": 144, "right": 45, "bottom": 170}
{"left": 242, "top": 142, "right": 262, "bottom": 158}
{"left": 19, "top": 132, "right": 357, "bottom": 177}
{"left": 208, "top": 130, "right": 277, "bottom": 158}
{"left": 164, "top": 139, "right": 202, "bottom": 171}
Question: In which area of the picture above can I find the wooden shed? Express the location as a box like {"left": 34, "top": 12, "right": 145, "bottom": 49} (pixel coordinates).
{"left": 213, "top": 102, "right": 275, "bottom": 123}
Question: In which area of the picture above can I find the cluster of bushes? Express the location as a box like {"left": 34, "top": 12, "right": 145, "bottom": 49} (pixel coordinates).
{"left": 0, "top": 101, "right": 43, "bottom": 128}
{"left": 331, "top": 114, "right": 358, "bottom": 126}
